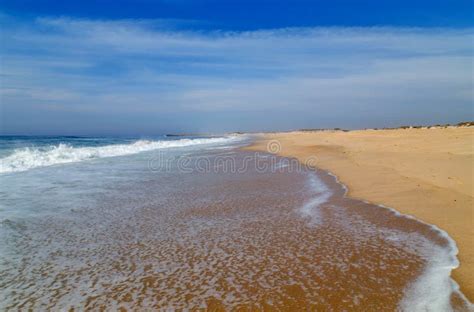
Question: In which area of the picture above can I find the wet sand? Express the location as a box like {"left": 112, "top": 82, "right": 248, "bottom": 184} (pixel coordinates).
{"left": 1, "top": 148, "right": 471, "bottom": 310}
{"left": 244, "top": 126, "right": 474, "bottom": 301}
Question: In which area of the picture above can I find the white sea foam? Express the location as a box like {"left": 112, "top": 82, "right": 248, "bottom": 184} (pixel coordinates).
{"left": 388, "top": 205, "right": 473, "bottom": 312}
{"left": 0, "top": 136, "right": 240, "bottom": 173}
{"left": 400, "top": 243, "right": 461, "bottom": 312}
{"left": 299, "top": 172, "right": 332, "bottom": 225}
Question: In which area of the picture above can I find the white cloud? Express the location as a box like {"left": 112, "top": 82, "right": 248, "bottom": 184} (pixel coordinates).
{"left": 1, "top": 16, "right": 473, "bottom": 133}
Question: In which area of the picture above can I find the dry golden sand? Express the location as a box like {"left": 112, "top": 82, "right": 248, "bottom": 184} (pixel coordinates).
{"left": 244, "top": 126, "right": 474, "bottom": 301}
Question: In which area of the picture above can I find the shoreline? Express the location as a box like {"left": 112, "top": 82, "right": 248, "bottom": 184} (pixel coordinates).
{"left": 243, "top": 126, "right": 473, "bottom": 301}
{"left": 325, "top": 168, "right": 471, "bottom": 309}
{"left": 317, "top": 166, "right": 470, "bottom": 309}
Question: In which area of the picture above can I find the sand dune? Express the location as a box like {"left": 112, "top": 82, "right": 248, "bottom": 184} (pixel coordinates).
{"left": 245, "top": 126, "right": 474, "bottom": 300}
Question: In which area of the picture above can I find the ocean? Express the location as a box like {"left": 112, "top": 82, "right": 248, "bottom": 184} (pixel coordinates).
{"left": 0, "top": 135, "right": 471, "bottom": 310}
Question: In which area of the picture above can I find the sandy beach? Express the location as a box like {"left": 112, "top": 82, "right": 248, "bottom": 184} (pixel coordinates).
{"left": 245, "top": 126, "right": 474, "bottom": 301}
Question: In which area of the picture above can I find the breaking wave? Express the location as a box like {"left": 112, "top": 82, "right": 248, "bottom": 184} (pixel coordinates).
{"left": 0, "top": 136, "right": 239, "bottom": 173}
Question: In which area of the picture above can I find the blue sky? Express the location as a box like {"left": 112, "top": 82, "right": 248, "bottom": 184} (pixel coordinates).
{"left": 1, "top": 1, "right": 473, "bottom": 135}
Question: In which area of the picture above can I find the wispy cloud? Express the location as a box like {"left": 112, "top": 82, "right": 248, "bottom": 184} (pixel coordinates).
{"left": 1, "top": 15, "right": 473, "bottom": 134}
